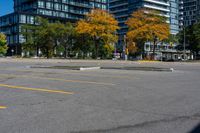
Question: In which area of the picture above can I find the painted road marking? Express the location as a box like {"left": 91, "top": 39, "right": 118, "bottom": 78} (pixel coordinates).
{"left": 0, "top": 74, "right": 115, "bottom": 86}
{"left": 0, "top": 106, "right": 7, "bottom": 109}
{"left": 0, "top": 84, "right": 74, "bottom": 95}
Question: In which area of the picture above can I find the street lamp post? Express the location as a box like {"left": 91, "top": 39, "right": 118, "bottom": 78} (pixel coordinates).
{"left": 123, "top": 35, "right": 127, "bottom": 60}
{"left": 114, "top": 43, "right": 117, "bottom": 59}
{"left": 183, "top": 26, "right": 186, "bottom": 61}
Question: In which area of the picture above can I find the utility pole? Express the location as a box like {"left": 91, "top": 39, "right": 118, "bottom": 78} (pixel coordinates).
{"left": 123, "top": 35, "right": 127, "bottom": 60}
{"left": 183, "top": 26, "right": 186, "bottom": 61}
{"left": 114, "top": 32, "right": 117, "bottom": 59}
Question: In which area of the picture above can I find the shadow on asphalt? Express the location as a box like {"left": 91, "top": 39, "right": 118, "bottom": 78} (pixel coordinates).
{"left": 189, "top": 123, "right": 200, "bottom": 133}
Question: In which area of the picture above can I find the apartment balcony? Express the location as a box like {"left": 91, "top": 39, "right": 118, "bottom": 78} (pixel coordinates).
{"left": 67, "top": 2, "right": 93, "bottom": 8}
{"left": 69, "top": 10, "right": 87, "bottom": 15}
{"left": 143, "top": 4, "right": 170, "bottom": 12}
{"left": 110, "top": 8, "right": 128, "bottom": 14}
{"left": 109, "top": 3, "right": 128, "bottom": 9}
{"left": 143, "top": 0, "right": 169, "bottom": 6}
{"left": 109, "top": 0, "right": 123, "bottom": 3}
{"left": 115, "top": 14, "right": 129, "bottom": 19}
{"left": 3, "top": 30, "right": 11, "bottom": 35}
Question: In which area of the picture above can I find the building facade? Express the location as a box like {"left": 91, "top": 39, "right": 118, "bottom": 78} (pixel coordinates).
{"left": 170, "top": 0, "right": 179, "bottom": 35}
{"left": 179, "top": 0, "right": 183, "bottom": 30}
{"left": 0, "top": 0, "right": 108, "bottom": 55}
{"left": 109, "top": 0, "right": 179, "bottom": 37}
{"left": 109, "top": 0, "right": 129, "bottom": 50}
{"left": 109, "top": 0, "right": 180, "bottom": 59}
{"left": 179, "top": 0, "right": 200, "bottom": 28}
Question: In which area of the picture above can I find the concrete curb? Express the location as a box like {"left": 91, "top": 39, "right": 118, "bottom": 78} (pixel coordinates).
{"left": 30, "top": 65, "right": 173, "bottom": 72}
{"left": 101, "top": 67, "right": 174, "bottom": 72}
{"left": 80, "top": 67, "right": 101, "bottom": 71}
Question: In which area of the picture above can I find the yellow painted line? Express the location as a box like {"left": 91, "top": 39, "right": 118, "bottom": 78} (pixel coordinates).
{"left": 0, "top": 74, "right": 115, "bottom": 86}
{"left": 0, "top": 84, "right": 74, "bottom": 95}
{"left": 0, "top": 106, "right": 7, "bottom": 109}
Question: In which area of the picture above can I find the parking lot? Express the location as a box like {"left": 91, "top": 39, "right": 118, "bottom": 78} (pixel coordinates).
{"left": 0, "top": 58, "right": 200, "bottom": 133}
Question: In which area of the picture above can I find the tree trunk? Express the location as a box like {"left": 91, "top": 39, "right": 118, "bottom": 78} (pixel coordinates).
{"left": 152, "top": 40, "right": 156, "bottom": 60}
{"left": 64, "top": 44, "right": 67, "bottom": 59}
{"left": 95, "top": 42, "right": 98, "bottom": 59}
{"left": 64, "top": 37, "right": 69, "bottom": 59}
{"left": 94, "top": 37, "right": 99, "bottom": 59}
{"left": 36, "top": 46, "right": 39, "bottom": 57}
{"left": 46, "top": 48, "right": 49, "bottom": 59}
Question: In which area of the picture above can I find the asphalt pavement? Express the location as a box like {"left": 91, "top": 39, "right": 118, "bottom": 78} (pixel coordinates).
{"left": 0, "top": 58, "right": 200, "bottom": 133}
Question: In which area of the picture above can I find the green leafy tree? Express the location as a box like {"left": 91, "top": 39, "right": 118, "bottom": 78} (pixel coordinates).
{"left": 22, "top": 17, "right": 58, "bottom": 58}
{"left": 21, "top": 24, "right": 37, "bottom": 56}
{"left": 73, "top": 34, "right": 94, "bottom": 59}
{"left": 177, "top": 25, "right": 200, "bottom": 58}
{"left": 22, "top": 18, "right": 76, "bottom": 58}
{"left": 54, "top": 22, "right": 76, "bottom": 58}
{"left": 0, "top": 33, "right": 8, "bottom": 55}
{"left": 193, "top": 22, "right": 200, "bottom": 53}
{"left": 99, "top": 43, "right": 114, "bottom": 59}
{"left": 166, "top": 34, "right": 178, "bottom": 44}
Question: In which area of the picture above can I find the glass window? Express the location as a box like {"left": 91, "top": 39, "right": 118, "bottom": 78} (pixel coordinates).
{"left": 46, "top": 2, "right": 53, "bottom": 9}
{"left": 38, "top": 1, "right": 45, "bottom": 8}
{"left": 19, "top": 15, "right": 26, "bottom": 23}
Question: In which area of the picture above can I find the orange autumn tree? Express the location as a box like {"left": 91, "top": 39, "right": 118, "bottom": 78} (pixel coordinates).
{"left": 76, "top": 9, "right": 119, "bottom": 58}
{"left": 127, "top": 42, "right": 138, "bottom": 54}
{"left": 126, "top": 8, "right": 170, "bottom": 60}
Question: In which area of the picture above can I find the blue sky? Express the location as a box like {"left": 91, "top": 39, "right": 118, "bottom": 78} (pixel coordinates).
{"left": 0, "top": 0, "right": 13, "bottom": 16}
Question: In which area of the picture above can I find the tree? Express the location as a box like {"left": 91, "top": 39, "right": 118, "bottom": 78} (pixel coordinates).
{"left": 22, "top": 18, "right": 77, "bottom": 58}
{"left": 127, "top": 42, "right": 138, "bottom": 55}
{"left": 54, "top": 22, "right": 76, "bottom": 58}
{"left": 177, "top": 23, "right": 200, "bottom": 59}
{"left": 22, "top": 17, "right": 59, "bottom": 58}
{"left": 99, "top": 43, "right": 115, "bottom": 59}
{"left": 0, "top": 33, "right": 8, "bottom": 55}
{"left": 36, "top": 18, "right": 57, "bottom": 58}
{"left": 194, "top": 22, "right": 200, "bottom": 40}
{"left": 193, "top": 22, "right": 200, "bottom": 53}
{"left": 73, "top": 34, "right": 94, "bottom": 59}
{"left": 76, "top": 9, "right": 119, "bottom": 58}
{"left": 21, "top": 24, "right": 37, "bottom": 56}
{"left": 126, "top": 8, "right": 170, "bottom": 60}
{"left": 167, "top": 34, "right": 178, "bottom": 44}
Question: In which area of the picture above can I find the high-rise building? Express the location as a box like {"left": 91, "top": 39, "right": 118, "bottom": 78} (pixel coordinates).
{"left": 0, "top": 0, "right": 108, "bottom": 55}
{"left": 109, "top": 0, "right": 129, "bottom": 50}
{"left": 109, "top": 0, "right": 174, "bottom": 49}
{"left": 179, "top": 0, "right": 184, "bottom": 30}
{"left": 179, "top": 0, "right": 200, "bottom": 28}
{"left": 109, "top": 0, "right": 184, "bottom": 60}
{"left": 170, "top": 0, "right": 179, "bottom": 35}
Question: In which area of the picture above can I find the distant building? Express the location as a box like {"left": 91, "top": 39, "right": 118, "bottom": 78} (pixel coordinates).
{"left": 109, "top": 0, "right": 180, "bottom": 47}
{"left": 179, "top": 0, "right": 184, "bottom": 30}
{"left": 109, "top": 0, "right": 129, "bottom": 50}
{"left": 109, "top": 0, "right": 184, "bottom": 60}
{"left": 170, "top": 0, "right": 179, "bottom": 35}
{"left": 0, "top": 0, "right": 108, "bottom": 55}
{"left": 179, "top": 0, "right": 200, "bottom": 28}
